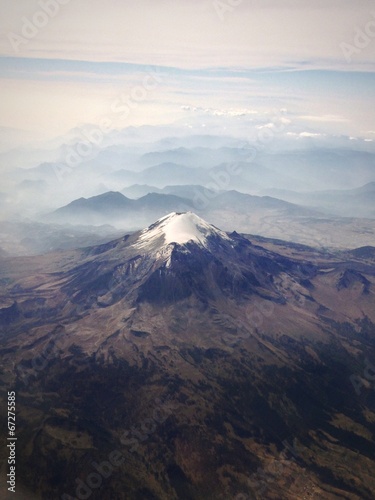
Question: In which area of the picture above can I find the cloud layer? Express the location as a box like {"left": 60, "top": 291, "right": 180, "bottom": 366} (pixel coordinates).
{"left": 0, "top": 0, "right": 374, "bottom": 140}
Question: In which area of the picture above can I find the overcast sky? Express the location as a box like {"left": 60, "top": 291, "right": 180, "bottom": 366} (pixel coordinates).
{"left": 0, "top": 0, "right": 374, "bottom": 141}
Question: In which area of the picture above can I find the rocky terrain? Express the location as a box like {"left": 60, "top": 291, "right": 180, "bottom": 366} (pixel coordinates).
{"left": 0, "top": 213, "right": 374, "bottom": 499}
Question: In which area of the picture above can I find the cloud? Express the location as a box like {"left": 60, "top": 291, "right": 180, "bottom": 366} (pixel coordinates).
{"left": 299, "top": 114, "right": 350, "bottom": 123}
{"left": 180, "top": 106, "right": 259, "bottom": 117}
{"left": 256, "top": 123, "right": 276, "bottom": 130}
{"left": 299, "top": 132, "right": 323, "bottom": 138}
{"left": 286, "top": 132, "right": 324, "bottom": 138}
{"left": 1, "top": 0, "right": 374, "bottom": 71}
{"left": 0, "top": 1, "right": 374, "bottom": 140}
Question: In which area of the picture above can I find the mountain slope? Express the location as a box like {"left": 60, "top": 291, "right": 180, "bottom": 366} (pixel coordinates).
{"left": 46, "top": 189, "right": 320, "bottom": 229}
{"left": 0, "top": 213, "right": 374, "bottom": 499}
{"left": 47, "top": 192, "right": 194, "bottom": 226}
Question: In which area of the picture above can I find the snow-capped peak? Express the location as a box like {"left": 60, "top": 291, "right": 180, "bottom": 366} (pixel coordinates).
{"left": 134, "top": 212, "right": 231, "bottom": 249}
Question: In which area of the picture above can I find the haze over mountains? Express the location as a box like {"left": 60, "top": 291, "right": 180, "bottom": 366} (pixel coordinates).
{"left": 0, "top": 124, "right": 375, "bottom": 256}
{"left": 0, "top": 89, "right": 374, "bottom": 500}
{"left": 2, "top": 121, "right": 374, "bottom": 499}
{"left": 263, "top": 181, "right": 375, "bottom": 218}
{"left": 3, "top": 126, "right": 375, "bottom": 211}
{"left": 2, "top": 1, "right": 375, "bottom": 498}
{"left": 47, "top": 190, "right": 308, "bottom": 227}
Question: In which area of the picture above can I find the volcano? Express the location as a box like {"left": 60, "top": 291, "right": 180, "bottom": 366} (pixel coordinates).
{"left": 62, "top": 211, "right": 295, "bottom": 309}
{"left": 0, "top": 214, "right": 374, "bottom": 499}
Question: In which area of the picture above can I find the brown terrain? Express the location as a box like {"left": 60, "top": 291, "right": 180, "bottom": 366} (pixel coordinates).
{"left": 0, "top": 213, "right": 374, "bottom": 499}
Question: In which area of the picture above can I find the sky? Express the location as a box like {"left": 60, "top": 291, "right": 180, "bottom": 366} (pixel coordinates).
{"left": 0, "top": 0, "right": 374, "bottom": 143}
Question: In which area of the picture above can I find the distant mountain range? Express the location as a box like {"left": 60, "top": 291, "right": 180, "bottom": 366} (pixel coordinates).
{"left": 106, "top": 162, "right": 210, "bottom": 187}
{"left": 5, "top": 140, "right": 375, "bottom": 227}
{"left": 138, "top": 146, "right": 252, "bottom": 168}
{"left": 47, "top": 191, "right": 194, "bottom": 226}
{"left": 263, "top": 181, "right": 375, "bottom": 218}
{"left": 13, "top": 146, "right": 375, "bottom": 194}
{"left": 42, "top": 187, "right": 375, "bottom": 251}
{"left": 258, "top": 149, "right": 375, "bottom": 190}
{"left": 47, "top": 189, "right": 316, "bottom": 228}
{"left": 2, "top": 130, "right": 375, "bottom": 257}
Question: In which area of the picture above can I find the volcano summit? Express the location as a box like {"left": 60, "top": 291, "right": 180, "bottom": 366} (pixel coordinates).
{"left": 59, "top": 211, "right": 293, "bottom": 307}
{"left": 135, "top": 211, "right": 232, "bottom": 248}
